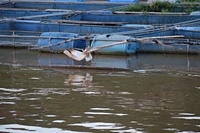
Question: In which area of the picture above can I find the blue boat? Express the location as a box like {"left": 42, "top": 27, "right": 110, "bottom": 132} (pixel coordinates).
{"left": 174, "top": 26, "right": 200, "bottom": 39}
{"left": 0, "top": 1, "right": 128, "bottom": 11}
{"left": 91, "top": 34, "right": 137, "bottom": 55}
{"left": 38, "top": 32, "right": 87, "bottom": 53}
{"left": 108, "top": 0, "right": 138, "bottom": 3}
{"left": 137, "top": 41, "right": 200, "bottom": 54}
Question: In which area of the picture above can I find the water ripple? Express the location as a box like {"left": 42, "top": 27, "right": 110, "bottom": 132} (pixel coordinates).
{"left": 45, "top": 115, "right": 56, "bottom": 118}
{"left": 52, "top": 120, "right": 66, "bottom": 123}
{"left": 111, "top": 129, "right": 144, "bottom": 133}
{"left": 25, "top": 98, "right": 41, "bottom": 101}
{"left": 178, "top": 113, "right": 195, "bottom": 116}
{"left": 0, "top": 96, "right": 20, "bottom": 100}
{"left": 0, "top": 124, "right": 88, "bottom": 133}
{"left": 68, "top": 122, "right": 125, "bottom": 130}
{"left": 90, "top": 108, "right": 113, "bottom": 111}
{"left": 172, "top": 116, "right": 200, "bottom": 120}
{"left": 84, "top": 111, "right": 127, "bottom": 116}
{"left": 0, "top": 101, "right": 15, "bottom": 105}
{"left": 0, "top": 88, "right": 26, "bottom": 92}
{"left": 81, "top": 92, "right": 101, "bottom": 95}
{"left": 0, "top": 117, "right": 5, "bottom": 120}
{"left": 29, "top": 77, "right": 41, "bottom": 80}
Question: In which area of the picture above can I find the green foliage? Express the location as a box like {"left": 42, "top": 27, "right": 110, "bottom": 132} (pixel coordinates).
{"left": 179, "top": 0, "right": 200, "bottom": 2}
{"left": 124, "top": 1, "right": 200, "bottom": 13}
{"left": 151, "top": 1, "right": 175, "bottom": 12}
{"left": 185, "top": 7, "right": 194, "bottom": 13}
{"left": 125, "top": 4, "right": 149, "bottom": 12}
{"left": 125, "top": 1, "right": 175, "bottom": 12}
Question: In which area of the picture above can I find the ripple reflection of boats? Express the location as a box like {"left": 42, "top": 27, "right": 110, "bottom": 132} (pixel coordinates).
{"left": 92, "top": 54, "right": 200, "bottom": 71}
{"left": 38, "top": 52, "right": 200, "bottom": 71}
{"left": 92, "top": 55, "right": 137, "bottom": 70}
{"left": 134, "top": 54, "right": 200, "bottom": 71}
{"left": 38, "top": 53, "right": 87, "bottom": 66}
{"left": 38, "top": 53, "right": 137, "bottom": 70}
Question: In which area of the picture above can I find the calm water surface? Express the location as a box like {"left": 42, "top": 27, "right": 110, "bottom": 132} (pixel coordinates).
{"left": 0, "top": 48, "right": 200, "bottom": 133}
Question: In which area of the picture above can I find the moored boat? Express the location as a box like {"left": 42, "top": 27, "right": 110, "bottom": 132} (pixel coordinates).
{"left": 91, "top": 34, "right": 137, "bottom": 55}
{"left": 137, "top": 41, "right": 200, "bottom": 54}
{"left": 38, "top": 32, "right": 87, "bottom": 53}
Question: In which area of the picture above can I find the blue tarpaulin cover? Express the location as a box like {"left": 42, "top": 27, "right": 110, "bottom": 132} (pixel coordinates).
{"left": 108, "top": 0, "right": 137, "bottom": 3}
{"left": 54, "top": 0, "right": 84, "bottom": 2}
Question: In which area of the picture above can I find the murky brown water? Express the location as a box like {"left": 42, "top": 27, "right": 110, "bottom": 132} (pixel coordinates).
{"left": 0, "top": 48, "right": 200, "bottom": 133}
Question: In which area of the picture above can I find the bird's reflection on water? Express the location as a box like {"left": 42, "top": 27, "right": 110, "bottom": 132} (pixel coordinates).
{"left": 65, "top": 73, "right": 93, "bottom": 87}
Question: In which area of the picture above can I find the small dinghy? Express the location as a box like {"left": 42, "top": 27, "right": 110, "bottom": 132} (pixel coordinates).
{"left": 38, "top": 32, "right": 87, "bottom": 53}
{"left": 91, "top": 34, "right": 138, "bottom": 55}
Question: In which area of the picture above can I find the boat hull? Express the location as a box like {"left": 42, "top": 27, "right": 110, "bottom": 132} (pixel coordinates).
{"left": 91, "top": 34, "right": 137, "bottom": 55}
{"left": 137, "top": 43, "right": 200, "bottom": 54}
{"left": 38, "top": 32, "right": 86, "bottom": 53}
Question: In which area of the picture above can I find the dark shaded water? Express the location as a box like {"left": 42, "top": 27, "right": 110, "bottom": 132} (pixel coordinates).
{"left": 0, "top": 48, "right": 200, "bottom": 133}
